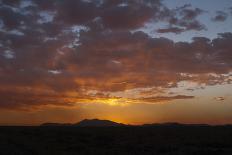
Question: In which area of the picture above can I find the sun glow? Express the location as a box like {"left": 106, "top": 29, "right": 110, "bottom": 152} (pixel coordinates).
{"left": 93, "top": 98, "right": 131, "bottom": 106}
{"left": 76, "top": 97, "right": 132, "bottom": 106}
{"left": 102, "top": 98, "right": 124, "bottom": 106}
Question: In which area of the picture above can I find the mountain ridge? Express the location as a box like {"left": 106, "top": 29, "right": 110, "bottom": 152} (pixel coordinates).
{"left": 41, "top": 119, "right": 125, "bottom": 127}
{"left": 40, "top": 119, "right": 228, "bottom": 127}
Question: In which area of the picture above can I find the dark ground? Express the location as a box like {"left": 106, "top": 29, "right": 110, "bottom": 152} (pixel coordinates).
{"left": 0, "top": 125, "right": 232, "bottom": 155}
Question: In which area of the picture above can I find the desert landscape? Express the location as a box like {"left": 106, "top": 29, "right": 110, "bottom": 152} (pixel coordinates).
{"left": 1, "top": 119, "right": 232, "bottom": 155}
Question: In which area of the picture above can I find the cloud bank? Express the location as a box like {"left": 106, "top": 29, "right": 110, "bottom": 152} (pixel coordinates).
{"left": 0, "top": 0, "right": 232, "bottom": 109}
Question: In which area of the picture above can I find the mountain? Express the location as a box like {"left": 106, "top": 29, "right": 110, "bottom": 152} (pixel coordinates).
{"left": 74, "top": 119, "right": 125, "bottom": 127}
{"left": 41, "top": 120, "right": 213, "bottom": 127}
{"left": 41, "top": 119, "right": 125, "bottom": 127}
{"left": 142, "top": 122, "right": 182, "bottom": 127}
{"left": 142, "top": 122, "right": 211, "bottom": 127}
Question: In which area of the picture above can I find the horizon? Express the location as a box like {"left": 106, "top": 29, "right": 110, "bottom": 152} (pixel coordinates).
{"left": 0, "top": 0, "right": 232, "bottom": 125}
{"left": 2, "top": 118, "right": 232, "bottom": 126}
{"left": 2, "top": 119, "right": 232, "bottom": 127}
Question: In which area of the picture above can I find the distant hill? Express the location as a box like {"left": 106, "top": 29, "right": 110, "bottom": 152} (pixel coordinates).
{"left": 142, "top": 122, "right": 211, "bottom": 127}
{"left": 74, "top": 119, "right": 125, "bottom": 127}
{"left": 142, "top": 122, "right": 182, "bottom": 127}
{"left": 41, "top": 119, "right": 125, "bottom": 127}
{"left": 41, "top": 119, "right": 215, "bottom": 127}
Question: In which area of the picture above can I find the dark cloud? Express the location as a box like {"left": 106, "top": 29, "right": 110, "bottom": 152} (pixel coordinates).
{"left": 157, "top": 27, "right": 185, "bottom": 34}
{"left": 214, "top": 97, "right": 226, "bottom": 101}
{"left": 228, "top": 7, "right": 232, "bottom": 15}
{"left": 0, "top": 0, "right": 231, "bottom": 109}
{"left": 100, "top": 0, "right": 161, "bottom": 30}
{"left": 0, "top": 0, "right": 207, "bottom": 32}
{"left": 55, "top": 0, "right": 99, "bottom": 25}
{"left": 179, "top": 7, "right": 204, "bottom": 20}
{"left": 1, "top": 0, "right": 20, "bottom": 6}
{"left": 212, "top": 11, "right": 228, "bottom": 22}
{"left": 136, "top": 95, "right": 195, "bottom": 103}
{"left": 167, "top": 5, "right": 206, "bottom": 31}
{"left": 0, "top": 6, "right": 24, "bottom": 29}
{"left": 0, "top": 89, "right": 74, "bottom": 110}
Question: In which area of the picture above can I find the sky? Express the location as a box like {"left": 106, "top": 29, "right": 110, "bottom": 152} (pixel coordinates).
{"left": 0, "top": 0, "right": 232, "bottom": 125}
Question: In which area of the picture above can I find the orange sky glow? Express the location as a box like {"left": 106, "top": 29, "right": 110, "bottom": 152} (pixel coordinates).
{"left": 0, "top": 0, "right": 232, "bottom": 125}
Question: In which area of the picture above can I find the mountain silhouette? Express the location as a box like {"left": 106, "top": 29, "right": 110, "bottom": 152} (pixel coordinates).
{"left": 74, "top": 119, "right": 125, "bottom": 127}
{"left": 41, "top": 119, "right": 125, "bottom": 127}
{"left": 41, "top": 119, "right": 215, "bottom": 127}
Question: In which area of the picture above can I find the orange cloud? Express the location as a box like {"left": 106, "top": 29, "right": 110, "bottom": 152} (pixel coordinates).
{"left": 0, "top": 0, "right": 231, "bottom": 110}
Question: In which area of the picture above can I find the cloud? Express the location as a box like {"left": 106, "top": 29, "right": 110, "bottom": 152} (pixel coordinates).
{"left": 157, "top": 27, "right": 185, "bottom": 34}
{"left": 0, "top": 0, "right": 231, "bottom": 109}
{"left": 229, "top": 7, "right": 232, "bottom": 15}
{"left": 164, "top": 4, "right": 206, "bottom": 32}
{"left": 100, "top": 0, "right": 162, "bottom": 30}
{"left": 211, "top": 11, "right": 228, "bottom": 22}
{"left": 214, "top": 97, "right": 226, "bottom": 101}
{"left": 0, "top": 0, "right": 206, "bottom": 31}
{"left": 135, "top": 95, "right": 195, "bottom": 103}
{"left": 0, "top": 89, "right": 73, "bottom": 110}
{"left": 178, "top": 6, "right": 204, "bottom": 20}
{"left": 2, "top": 0, "right": 21, "bottom": 7}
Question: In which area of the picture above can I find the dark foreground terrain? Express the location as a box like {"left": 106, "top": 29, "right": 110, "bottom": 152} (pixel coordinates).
{"left": 1, "top": 125, "right": 232, "bottom": 155}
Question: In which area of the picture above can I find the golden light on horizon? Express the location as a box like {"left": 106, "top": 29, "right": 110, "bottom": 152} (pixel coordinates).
{"left": 76, "top": 97, "right": 132, "bottom": 106}
{"left": 0, "top": 0, "right": 232, "bottom": 126}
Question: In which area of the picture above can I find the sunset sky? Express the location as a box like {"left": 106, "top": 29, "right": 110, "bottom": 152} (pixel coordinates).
{"left": 0, "top": 0, "right": 232, "bottom": 125}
